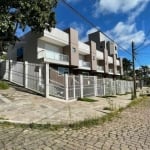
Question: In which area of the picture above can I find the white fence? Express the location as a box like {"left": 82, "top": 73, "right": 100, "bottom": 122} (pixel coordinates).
{"left": 49, "top": 69, "right": 133, "bottom": 100}
{"left": 0, "top": 60, "right": 133, "bottom": 101}
{"left": 0, "top": 60, "right": 45, "bottom": 95}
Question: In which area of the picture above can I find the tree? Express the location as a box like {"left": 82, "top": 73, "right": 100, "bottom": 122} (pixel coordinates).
{"left": 0, "top": 0, "right": 57, "bottom": 55}
{"left": 141, "top": 65, "right": 149, "bottom": 77}
{"left": 122, "top": 58, "right": 132, "bottom": 78}
{"left": 141, "top": 65, "right": 150, "bottom": 86}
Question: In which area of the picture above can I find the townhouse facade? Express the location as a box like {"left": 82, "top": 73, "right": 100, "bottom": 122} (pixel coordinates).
{"left": 7, "top": 27, "right": 123, "bottom": 78}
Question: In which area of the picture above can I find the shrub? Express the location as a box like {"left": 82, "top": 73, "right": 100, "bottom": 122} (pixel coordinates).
{"left": 78, "top": 97, "right": 97, "bottom": 102}
{"left": 0, "top": 81, "right": 9, "bottom": 90}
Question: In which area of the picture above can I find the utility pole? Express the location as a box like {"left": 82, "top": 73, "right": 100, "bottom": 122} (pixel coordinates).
{"left": 132, "top": 41, "right": 137, "bottom": 99}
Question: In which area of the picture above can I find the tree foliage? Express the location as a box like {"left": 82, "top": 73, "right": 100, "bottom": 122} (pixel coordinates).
{"left": 123, "top": 58, "right": 132, "bottom": 76}
{"left": 0, "top": 0, "right": 57, "bottom": 53}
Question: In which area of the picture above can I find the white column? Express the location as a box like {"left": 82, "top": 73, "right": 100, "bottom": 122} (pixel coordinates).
{"left": 9, "top": 60, "right": 12, "bottom": 82}
{"left": 24, "top": 61, "right": 28, "bottom": 88}
{"left": 65, "top": 74, "right": 69, "bottom": 100}
{"left": 94, "top": 76, "right": 97, "bottom": 96}
{"left": 80, "top": 75, "right": 83, "bottom": 98}
{"left": 73, "top": 75, "right": 76, "bottom": 99}
{"left": 45, "top": 63, "right": 49, "bottom": 98}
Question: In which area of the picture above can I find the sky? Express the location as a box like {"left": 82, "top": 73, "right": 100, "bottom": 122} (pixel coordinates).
{"left": 55, "top": 0, "right": 150, "bottom": 67}
{"left": 16, "top": 0, "right": 150, "bottom": 67}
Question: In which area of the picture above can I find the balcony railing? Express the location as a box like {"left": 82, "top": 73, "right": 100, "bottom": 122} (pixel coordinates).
{"left": 117, "top": 70, "right": 120, "bottom": 74}
{"left": 109, "top": 68, "right": 114, "bottom": 73}
{"left": 116, "top": 60, "right": 120, "bottom": 66}
{"left": 78, "top": 41, "right": 90, "bottom": 54}
{"left": 79, "top": 60, "right": 90, "bottom": 67}
{"left": 46, "top": 50, "right": 69, "bottom": 62}
{"left": 97, "top": 65, "right": 104, "bottom": 71}
{"left": 108, "top": 56, "right": 113, "bottom": 64}
{"left": 37, "top": 49, "right": 45, "bottom": 59}
{"left": 44, "top": 28, "right": 69, "bottom": 45}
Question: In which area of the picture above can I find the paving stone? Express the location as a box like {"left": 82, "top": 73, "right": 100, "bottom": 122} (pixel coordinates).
{"left": 0, "top": 92, "right": 150, "bottom": 149}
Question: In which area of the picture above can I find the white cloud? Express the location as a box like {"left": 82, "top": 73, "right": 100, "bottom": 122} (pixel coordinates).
{"left": 69, "top": 23, "right": 99, "bottom": 41}
{"left": 94, "top": 0, "right": 142, "bottom": 14}
{"left": 86, "top": 28, "right": 98, "bottom": 35}
{"left": 56, "top": 21, "right": 65, "bottom": 29}
{"left": 106, "top": 22, "right": 145, "bottom": 49}
{"left": 93, "top": 0, "right": 149, "bottom": 18}
{"left": 81, "top": 27, "right": 99, "bottom": 42}
{"left": 127, "top": 1, "right": 149, "bottom": 23}
{"left": 144, "top": 40, "right": 150, "bottom": 45}
{"left": 70, "top": 22, "right": 85, "bottom": 38}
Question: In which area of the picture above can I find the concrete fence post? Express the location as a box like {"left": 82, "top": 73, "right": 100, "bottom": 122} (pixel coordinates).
{"left": 73, "top": 75, "right": 76, "bottom": 99}
{"left": 9, "top": 60, "right": 12, "bottom": 82}
{"left": 45, "top": 63, "right": 49, "bottom": 98}
{"left": 65, "top": 74, "right": 69, "bottom": 100}
{"left": 94, "top": 76, "right": 97, "bottom": 96}
{"left": 24, "top": 61, "right": 28, "bottom": 88}
{"left": 80, "top": 75, "right": 83, "bottom": 98}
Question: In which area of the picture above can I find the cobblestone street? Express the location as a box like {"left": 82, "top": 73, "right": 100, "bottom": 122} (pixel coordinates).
{"left": 0, "top": 98, "right": 150, "bottom": 150}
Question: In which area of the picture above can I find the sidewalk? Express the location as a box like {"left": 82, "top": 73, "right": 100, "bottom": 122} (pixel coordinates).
{"left": 0, "top": 86, "right": 138, "bottom": 125}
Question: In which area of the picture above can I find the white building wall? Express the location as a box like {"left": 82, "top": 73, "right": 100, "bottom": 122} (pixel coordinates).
{"left": 8, "top": 32, "right": 42, "bottom": 63}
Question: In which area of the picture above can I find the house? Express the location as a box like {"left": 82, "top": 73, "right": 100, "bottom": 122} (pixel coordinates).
{"left": 7, "top": 27, "right": 123, "bottom": 79}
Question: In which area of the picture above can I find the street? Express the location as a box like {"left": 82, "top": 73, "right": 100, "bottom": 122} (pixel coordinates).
{"left": 0, "top": 97, "right": 150, "bottom": 150}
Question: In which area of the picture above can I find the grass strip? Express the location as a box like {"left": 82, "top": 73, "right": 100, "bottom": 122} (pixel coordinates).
{"left": 78, "top": 97, "right": 98, "bottom": 102}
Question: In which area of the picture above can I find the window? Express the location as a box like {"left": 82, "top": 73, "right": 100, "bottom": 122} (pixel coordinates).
{"left": 17, "top": 47, "right": 23, "bottom": 61}
{"left": 82, "top": 72, "right": 89, "bottom": 76}
{"left": 93, "top": 56, "right": 95, "bottom": 60}
{"left": 72, "top": 47, "right": 76, "bottom": 53}
{"left": 58, "top": 67, "right": 69, "bottom": 75}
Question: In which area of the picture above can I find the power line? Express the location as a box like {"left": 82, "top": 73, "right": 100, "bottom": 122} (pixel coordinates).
{"left": 136, "top": 44, "right": 150, "bottom": 54}
{"left": 61, "top": 0, "right": 132, "bottom": 56}
{"left": 61, "top": 0, "right": 100, "bottom": 32}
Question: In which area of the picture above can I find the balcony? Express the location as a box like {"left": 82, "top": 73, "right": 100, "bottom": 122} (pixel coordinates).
{"left": 108, "top": 56, "right": 113, "bottom": 64}
{"left": 37, "top": 48, "right": 45, "bottom": 59}
{"left": 109, "top": 68, "right": 114, "bottom": 74}
{"left": 78, "top": 41, "right": 90, "bottom": 55}
{"left": 116, "top": 59, "right": 120, "bottom": 66}
{"left": 40, "top": 28, "right": 69, "bottom": 46}
{"left": 38, "top": 49, "right": 69, "bottom": 65}
{"left": 117, "top": 70, "right": 120, "bottom": 75}
{"left": 97, "top": 65, "right": 104, "bottom": 72}
{"left": 79, "top": 60, "right": 90, "bottom": 70}
{"left": 96, "top": 50, "right": 104, "bottom": 60}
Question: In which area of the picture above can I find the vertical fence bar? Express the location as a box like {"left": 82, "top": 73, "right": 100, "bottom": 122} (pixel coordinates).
{"left": 94, "top": 76, "right": 97, "bottom": 96}
{"left": 65, "top": 74, "right": 69, "bottom": 100}
{"left": 38, "top": 66, "right": 42, "bottom": 87}
{"left": 103, "top": 78, "right": 105, "bottom": 96}
{"left": 73, "top": 75, "right": 76, "bottom": 99}
{"left": 80, "top": 75, "right": 83, "bottom": 98}
{"left": 9, "top": 60, "right": 12, "bottom": 82}
{"left": 24, "top": 61, "right": 28, "bottom": 88}
{"left": 45, "top": 63, "right": 49, "bottom": 98}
